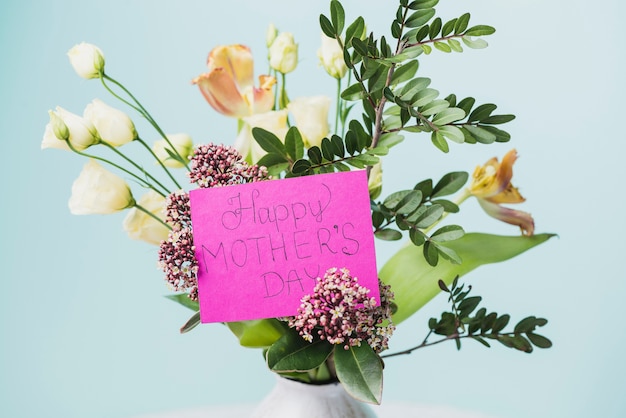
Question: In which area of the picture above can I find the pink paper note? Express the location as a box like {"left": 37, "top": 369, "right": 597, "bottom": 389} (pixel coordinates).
{"left": 189, "top": 170, "right": 379, "bottom": 323}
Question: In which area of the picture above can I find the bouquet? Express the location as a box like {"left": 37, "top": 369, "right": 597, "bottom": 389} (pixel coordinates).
{"left": 42, "top": 0, "right": 554, "bottom": 407}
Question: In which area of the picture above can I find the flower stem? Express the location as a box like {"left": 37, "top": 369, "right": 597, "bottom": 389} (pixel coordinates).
{"left": 101, "top": 141, "right": 171, "bottom": 197}
{"left": 135, "top": 137, "right": 182, "bottom": 189}
{"left": 135, "top": 204, "right": 172, "bottom": 230}
{"left": 335, "top": 77, "right": 341, "bottom": 136}
{"left": 100, "top": 74, "right": 191, "bottom": 171}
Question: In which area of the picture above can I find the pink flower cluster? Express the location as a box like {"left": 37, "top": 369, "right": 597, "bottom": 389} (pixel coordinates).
{"left": 158, "top": 144, "right": 270, "bottom": 301}
{"left": 289, "top": 268, "right": 395, "bottom": 353}
{"left": 188, "top": 143, "right": 269, "bottom": 188}
{"left": 157, "top": 190, "right": 198, "bottom": 299}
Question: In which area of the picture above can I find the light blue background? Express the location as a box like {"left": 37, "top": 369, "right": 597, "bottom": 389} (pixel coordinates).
{"left": 1, "top": 0, "right": 624, "bottom": 417}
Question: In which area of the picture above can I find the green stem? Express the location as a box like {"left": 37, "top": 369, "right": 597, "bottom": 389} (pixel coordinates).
{"left": 101, "top": 74, "right": 190, "bottom": 171}
{"left": 135, "top": 137, "right": 182, "bottom": 189}
{"left": 279, "top": 72, "right": 288, "bottom": 110}
{"left": 135, "top": 204, "right": 172, "bottom": 230}
{"left": 65, "top": 140, "right": 164, "bottom": 196}
{"left": 335, "top": 77, "right": 341, "bottom": 136}
{"left": 101, "top": 141, "right": 171, "bottom": 197}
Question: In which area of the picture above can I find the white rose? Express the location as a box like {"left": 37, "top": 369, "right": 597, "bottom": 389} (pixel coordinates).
{"left": 84, "top": 99, "right": 137, "bottom": 147}
{"left": 317, "top": 34, "right": 348, "bottom": 79}
{"left": 67, "top": 42, "right": 105, "bottom": 79}
{"left": 268, "top": 32, "right": 298, "bottom": 74}
{"left": 152, "top": 134, "right": 194, "bottom": 168}
{"left": 235, "top": 109, "right": 289, "bottom": 163}
{"left": 266, "top": 23, "right": 278, "bottom": 48}
{"left": 123, "top": 190, "right": 169, "bottom": 245}
{"left": 287, "top": 96, "right": 331, "bottom": 148}
{"left": 42, "top": 107, "right": 99, "bottom": 151}
{"left": 68, "top": 160, "right": 135, "bottom": 215}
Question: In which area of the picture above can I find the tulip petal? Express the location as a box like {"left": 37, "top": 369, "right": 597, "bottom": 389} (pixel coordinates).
{"left": 478, "top": 199, "right": 535, "bottom": 236}
{"left": 493, "top": 148, "right": 517, "bottom": 195}
{"left": 207, "top": 44, "right": 254, "bottom": 90}
{"left": 194, "top": 70, "right": 250, "bottom": 117}
{"left": 252, "top": 75, "right": 277, "bottom": 114}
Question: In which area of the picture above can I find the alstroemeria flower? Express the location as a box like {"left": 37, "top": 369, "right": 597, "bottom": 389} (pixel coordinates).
{"left": 469, "top": 149, "right": 534, "bottom": 235}
{"left": 193, "top": 45, "right": 276, "bottom": 118}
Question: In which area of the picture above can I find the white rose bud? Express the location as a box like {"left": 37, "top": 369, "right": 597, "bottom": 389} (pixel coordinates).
{"left": 152, "top": 133, "right": 194, "bottom": 168}
{"left": 268, "top": 32, "right": 298, "bottom": 74}
{"left": 287, "top": 96, "right": 331, "bottom": 148}
{"left": 123, "top": 190, "right": 169, "bottom": 245}
{"left": 68, "top": 160, "right": 135, "bottom": 215}
{"left": 368, "top": 162, "right": 383, "bottom": 200}
{"left": 317, "top": 34, "right": 348, "bottom": 79}
{"left": 42, "top": 107, "right": 99, "bottom": 151}
{"left": 266, "top": 23, "right": 278, "bottom": 48}
{"left": 235, "top": 110, "right": 289, "bottom": 163}
{"left": 84, "top": 99, "right": 137, "bottom": 147}
{"left": 67, "top": 42, "right": 105, "bottom": 79}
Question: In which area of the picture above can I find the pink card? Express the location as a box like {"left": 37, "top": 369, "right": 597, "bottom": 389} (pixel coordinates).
{"left": 189, "top": 170, "right": 379, "bottom": 323}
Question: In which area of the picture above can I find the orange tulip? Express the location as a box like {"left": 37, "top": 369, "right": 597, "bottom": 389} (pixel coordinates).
{"left": 469, "top": 149, "right": 535, "bottom": 235}
{"left": 193, "top": 45, "right": 276, "bottom": 118}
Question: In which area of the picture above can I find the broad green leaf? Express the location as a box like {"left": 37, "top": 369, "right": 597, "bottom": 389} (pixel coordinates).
{"left": 430, "top": 224, "right": 465, "bottom": 242}
{"left": 319, "top": 14, "right": 335, "bottom": 38}
{"left": 448, "top": 38, "right": 463, "bottom": 53}
{"left": 330, "top": 0, "right": 345, "bottom": 35}
{"left": 455, "top": 13, "right": 470, "bottom": 34}
{"left": 375, "top": 228, "right": 403, "bottom": 241}
{"left": 420, "top": 99, "right": 450, "bottom": 116}
{"left": 434, "top": 41, "right": 451, "bottom": 53}
{"left": 383, "top": 190, "right": 422, "bottom": 214}
{"left": 433, "top": 242, "right": 462, "bottom": 264}
{"left": 257, "top": 152, "right": 288, "bottom": 169}
{"left": 390, "top": 60, "right": 419, "bottom": 85}
{"left": 442, "top": 18, "right": 457, "bottom": 37}
{"left": 252, "top": 127, "right": 287, "bottom": 156}
{"left": 377, "top": 132, "right": 404, "bottom": 149}
{"left": 468, "top": 103, "right": 497, "bottom": 122}
{"left": 412, "top": 87, "right": 439, "bottom": 107}
{"left": 398, "top": 77, "right": 431, "bottom": 100}
{"left": 464, "top": 125, "right": 497, "bottom": 144}
{"left": 415, "top": 204, "right": 444, "bottom": 228}
{"left": 432, "top": 107, "right": 466, "bottom": 125}
{"left": 342, "top": 83, "right": 366, "bottom": 101}
{"left": 291, "top": 159, "right": 312, "bottom": 174}
{"left": 405, "top": 8, "right": 436, "bottom": 28}
{"left": 307, "top": 146, "right": 323, "bottom": 164}
{"left": 165, "top": 294, "right": 199, "bottom": 311}
{"left": 481, "top": 114, "right": 516, "bottom": 125}
{"left": 431, "top": 171, "right": 469, "bottom": 198}
{"left": 334, "top": 344, "right": 383, "bottom": 404}
{"left": 345, "top": 16, "right": 365, "bottom": 44}
{"left": 408, "top": 0, "right": 439, "bottom": 9}
{"left": 226, "top": 319, "right": 285, "bottom": 348}
{"left": 465, "top": 25, "right": 496, "bottom": 37}
{"left": 439, "top": 125, "right": 465, "bottom": 144}
{"left": 267, "top": 331, "right": 333, "bottom": 372}
{"left": 431, "top": 131, "right": 449, "bottom": 152}
{"left": 379, "top": 233, "right": 555, "bottom": 323}
{"left": 285, "top": 126, "right": 304, "bottom": 160}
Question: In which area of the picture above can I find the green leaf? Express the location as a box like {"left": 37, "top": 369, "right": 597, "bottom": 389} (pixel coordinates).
{"left": 420, "top": 99, "right": 450, "bottom": 116}
{"left": 331, "top": 135, "right": 345, "bottom": 157}
{"left": 375, "top": 228, "right": 403, "bottom": 241}
{"left": 448, "top": 38, "right": 463, "bottom": 53}
{"left": 457, "top": 96, "right": 475, "bottom": 115}
{"left": 432, "top": 171, "right": 469, "bottom": 198}
{"left": 480, "top": 114, "right": 516, "bottom": 125}
{"left": 226, "top": 319, "right": 285, "bottom": 348}
{"left": 330, "top": 0, "right": 345, "bottom": 35}
{"left": 266, "top": 331, "right": 333, "bottom": 372}
{"left": 408, "top": 0, "right": 439, "bottom": 9}
{"left": 379, "top": 233, "right": 556, "bottom": 323}
{"left": 429, "top": 17, "right": 442, "bottom": 40}
{"left": 285, "top": 126, "right": 304, "bottom": 160}
{"left": 527, "top": 332, "right": 552, "bottom": 349}
{"left": 342, "top": 83, "right": 366, "bottom": 101}
{"left": 377, "top": 132, "right": 404, "bottom": 149}
{"left": 434, "top": 41, "right": 451, "bottom": 53}
{"left": 252, "top": 127, "right": 287, "bottom": 156}
{"left": 319, "top": 14, "right": 335, "bottom": 38}
{"left": 430, "top": 225, "right": 465, "bottom": 242}
{"left": 462, "top": 36, "right": 488, "bottom": 49}
{"left": 321, "top": 137, "right": 335, "bottom": 161}
{"left": 390, "top": 60, "right": 419, "bottom": 85}
{"left": 432, "top": 107, "right": 466, "bottom": 125}
{"left": 165, "top": 294, "right": 199, "bottom": 311}
{"left": 441, "top": 18, "right": 457, "bottom": 37}
{"left": 384, "top": 190, "right": 422, "bottom": 214}
{"left": 257, "top": 152, "right": 288, "bottom": 169}
{"left": 463, "top": 125, "right": 497, "bottom": 144}
{"left": 352, "top": 37, "right": 369, "bottom": 56}
{"left": 405, "top": 8, "right": 436, "bottom": 28}
{"left": 345, "top": 16, "right": 365, "bottom": 44}
{"left": 307, "top": 146, "right": 323, "bottom": 164}
{"left": 468, "top": 103, "right": 497, "bottom": 123}
{"left": 415, "top": 204, "right": 444, "bottom": 228}
{"left": 334, "top": 344, "right": 383, "bottom": 404}
{"left": 431, "top": 131, "right": 449, "bottom": 152}
{"left": 290, "top": 159, "right": 311, "bottom": 175}
{"left": 465, "top": 25, "right": 496, "bottom": 37}
{"left": 438, "top": 125, "right": 465, "bottom": 144}
{"left": 180, "top": 312, "right": 201, "bottom": 334}
{"left": 455, "top": 13, "right": 470, "bottom": 34}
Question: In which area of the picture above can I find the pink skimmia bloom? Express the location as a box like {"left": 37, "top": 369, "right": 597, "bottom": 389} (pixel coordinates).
{"left": 192, "top": 45, "right": 276, "bottom": 118}
{"left": 469, "top": 149, "right": 535, "bottom": 236}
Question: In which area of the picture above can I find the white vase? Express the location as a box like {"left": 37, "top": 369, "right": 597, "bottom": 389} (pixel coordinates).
{"left": 251, "top": 377, "right": 378, "bottom": 418}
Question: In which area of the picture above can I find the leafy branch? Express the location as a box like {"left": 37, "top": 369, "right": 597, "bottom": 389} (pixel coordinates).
{"left": 382, "top": 277, "right": 552, "bottom": 358}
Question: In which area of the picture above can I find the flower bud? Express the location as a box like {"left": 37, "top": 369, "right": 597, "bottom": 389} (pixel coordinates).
{"left": 152, "top": 133, "right": 194, "bottom": 168}
{"left": 123, "top": 190, "right": 169, "bottom": 245}
{"left": 266, "top": 24, "right": 278, "bottom": 48}
{"left": 235, "top": 110, "right": 289, "bottom": 163}
{"left": 67, "top": 42, "right": 105, "bottom": 79}
{"left": 268, "top": 32, "right": 298, "bottom": 74}
{"left": 84, "top": 99, "right": 137, "bottom": 147}
{"left": 317, "top": 34, "right": 348, "bottom": 79}
{"left": 42, "top": 107, "right": 99, "bottom": 151}
{"left": 287, "top": 96, "right": 331, "bottom": 148}
{"left": 68, "top": 160, "right": 135, "bottom": 215}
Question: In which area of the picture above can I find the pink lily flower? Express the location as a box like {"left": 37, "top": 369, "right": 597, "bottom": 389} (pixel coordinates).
{"left": 193, "top": 45, "right": 276, "bottom": 118}
{"left": 469, "top": 149, "right": 535, "bottom": 236}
